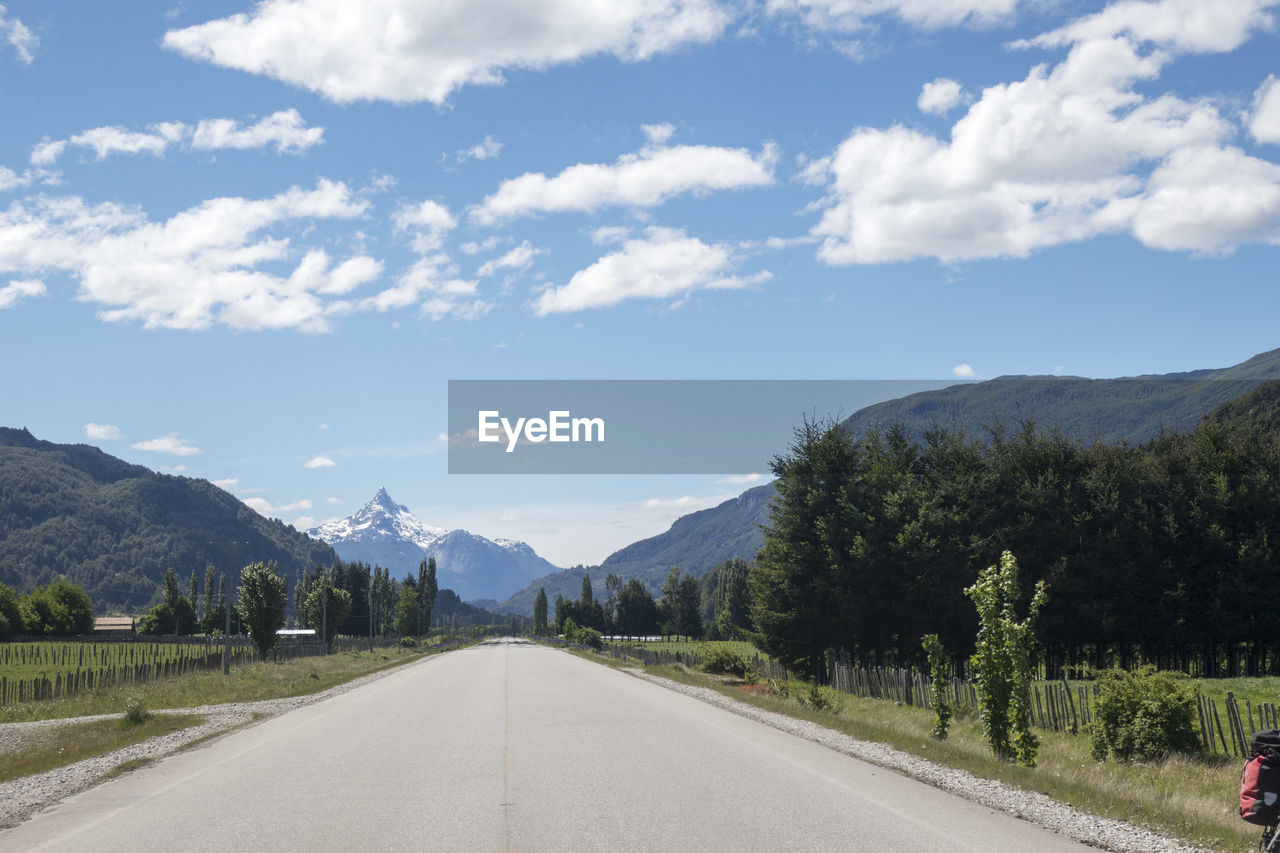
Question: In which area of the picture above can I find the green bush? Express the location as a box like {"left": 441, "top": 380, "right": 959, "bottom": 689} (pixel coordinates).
{"left": 701, "top": 646, "right": 751, "bottom": 678}
{"left": 399, "top": 636, "right": 417, "bottom": 648}
{"left": 1090, "top": 666, "right": 1200, "bottom": 762}
{"left": 123, "top": 693, "right": 149, "bottom": 726}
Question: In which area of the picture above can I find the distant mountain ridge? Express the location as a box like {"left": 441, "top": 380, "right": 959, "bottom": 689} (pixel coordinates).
{"left": 496, "top": 484, "right": 774, "bottom": 616}
{"left": 0, "top": 427, "right": 336, "bottom": 613}
{"left": 840, "top": 347, "right": 1280, "bottom": 444}
{"left": 308, "top": 489, "right": 559, "bottom": 602}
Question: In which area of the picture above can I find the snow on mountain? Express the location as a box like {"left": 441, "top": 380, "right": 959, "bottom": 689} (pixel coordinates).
{"left": 308, "top": 488, "right": 560, "bottom": 603}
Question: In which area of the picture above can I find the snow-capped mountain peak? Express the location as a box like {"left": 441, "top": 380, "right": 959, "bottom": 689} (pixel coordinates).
{"left": 311, "top": 487, "right": 445, "bottom": 550}
{"left": 307, "top": 489, "right": 560, "bottom": 601}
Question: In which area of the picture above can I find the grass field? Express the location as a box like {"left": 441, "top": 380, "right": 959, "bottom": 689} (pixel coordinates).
{"left": 0, "top": 640, "right": 453, "bottom": 723}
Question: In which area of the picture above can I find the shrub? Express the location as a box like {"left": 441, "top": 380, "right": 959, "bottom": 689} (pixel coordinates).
{"left": 701, "top": 647, "right": 751, "bottom": 678}
{"left": 800, "top": 679, "right": 833, "bottom": 711}
{"left": 1090, "top": 666, "right": 1200, "bottom": 762}
{"left": 123, "top": 693, "right": 149, "bottom": 726}
{"left": 399, "top": 636, "right": 417, "bottom": 648}
{"left": 922, "top": 633, "right": 952, "bottom": 740}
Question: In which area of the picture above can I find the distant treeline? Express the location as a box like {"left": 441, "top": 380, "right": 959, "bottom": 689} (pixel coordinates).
{"left": 751, "top": 381, "right": 1280, "bottom": 679}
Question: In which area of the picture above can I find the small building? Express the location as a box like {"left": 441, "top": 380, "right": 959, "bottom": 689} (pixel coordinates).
{"left": 93, "top": 617, "right": 136, "bottom": 637}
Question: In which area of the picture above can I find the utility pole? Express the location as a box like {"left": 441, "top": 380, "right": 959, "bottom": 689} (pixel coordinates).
{"left": 211, "top": 541, "right": 246, "bottom": 675}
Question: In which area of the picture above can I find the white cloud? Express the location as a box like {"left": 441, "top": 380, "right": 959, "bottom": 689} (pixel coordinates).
{"left": 478, "top": 241, "right": 546, "bottom": 277}
{"left": 304, "top": 456, "right": 336, "bottom": 468}
{"left": 918, "top": 77, "right": 964, "bottom": 115}
{"left": 131, "top": 433, "right": 201, "bottom": 456}
{"left": 716, "top": 473, "right": 763, "bottom": 485}
{"left": 326, "top": 496, "right": 342, "bottom": 505}
{"left": 591, "top": 226, "right": 631, "bottom": 245}
{"left": 163, "top": 0, "right": 728, "bottom": 104}
{"left": 767, "top": 0, "right": 1020, "bottom": 39}
{"left": 243, "top": 496, "right": 313, "bottom": 517}
{"left": 643, "top": 495, "right": 708, "bottom": 510}
{"left": 84, "top": 423, "right": 124, "bottom": 441}
{"left": 1, "top": 5, "right": 36, "bottom": 64}
{"left": 392, "top": 200, "right": 457, "bottom": 252}
{"left": 641, "top": 123, "right": 677, "bottom": 145}
{"left": 0, "top": 180, "right": 379, "bottom": 332}
{"left": 457, "top": 135, "right": 503, "bottom": 163}
{"left": 461, "top": 236, "right": 502, "bottom": 255}
{"left": 470, "top": 137, "right": 778, "bottom": 224}
{"left": 532, "top": 226, "right": 770, "bottom": 315}
{"left": 0, "top": 278, "right": 44, "bottom": 309}
{"left": 1016, "top": 0, "right": 1275, "bottom": 54}
{"left": 30, "top": 139, "right": 65, "bottom": 167}
{"left": 213, "top": 478, "right": 239, "bottom": 490}
{"left": 806, "top": 13, "right": 1280, "bottom": 263}
{"left": 71, "top": 126, "right": 172, "bottom": 159}
{"left": 53, "top": 111, "right": 324, "bottom": 162}
{"left": 1251, "top": 75, "right": 1280, "bottom": 145}
{"left": 190, "top": 109, "right": 324, "bottom": 154}
{"left": 952, "top": 363, "right": 976, "bottom": 377}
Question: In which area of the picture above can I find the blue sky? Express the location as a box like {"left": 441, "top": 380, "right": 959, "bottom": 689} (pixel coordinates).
{"left": 2, "top": 0, "right": 1279, "bottom": 568}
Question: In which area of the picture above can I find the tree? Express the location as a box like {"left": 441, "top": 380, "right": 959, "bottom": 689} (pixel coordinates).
{"left": 0, "top": 582, "right": 23, "bottom": 636}
{"left": 712, "top": 558, "right": 753, "bottom": 640}
{"left": 395, "top": 582, "right": 420, "bottom": 636}
{"left": 533, "top": 587, "right": 548, "bottom": 635}
{"left": 163, "top": 567, "right": 180, "bottom": 609}
{"left": 581, "top": 573, "right": 594, "bottom": 608}
{"left": 675, "top": 573, "right": 703, "bottom": 639}
{"left": 240, "top": 561, "right": 287, "bottom": 659}
{"left": 22, "top": 579, "right": 95, "bottom": 636}
{"left": 750, "top": 417, "right": 862, "bottom": 681}
{"left": 965, "top": 550, "right": 1047, "bottom": 766}
{"left": 419, "top": 558, "right": 438, "bottom": 637}
{"left": 203, "top": 564, "right": 215, "bottom": 624}
{"left": 922, "top": 633, "right": 951, "bottom": 740}
{"left": 305, "top": 573, "right": 352, "bottom": 649}
{"left": 614, "top": 579, "right": 659, "bottom": 637}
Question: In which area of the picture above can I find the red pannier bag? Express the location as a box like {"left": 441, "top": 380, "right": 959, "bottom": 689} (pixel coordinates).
{"left": 1242, "top": 730, "right": 1280, "bottom": 826}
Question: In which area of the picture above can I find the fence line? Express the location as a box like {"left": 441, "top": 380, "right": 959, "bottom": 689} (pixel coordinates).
{"left": 602, "top": 642, "right": 1257, "bottom": 756}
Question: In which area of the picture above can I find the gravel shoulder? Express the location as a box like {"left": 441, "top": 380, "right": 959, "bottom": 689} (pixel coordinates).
{"left": 0, "top": 658, "right": 428, "bottom": 830}
{"left": 625, "top": 668, "right": 1218, "bottom": 853}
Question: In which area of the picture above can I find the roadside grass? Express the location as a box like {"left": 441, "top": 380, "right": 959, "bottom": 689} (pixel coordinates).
{"left": 579, "top": 651, "right": 1257, "bottom": 853}
{"left": 0, "top": 713, "right": 204, "bottom": 784}
{"left": 0, "top": 643, "right": 446, "bottom": 723}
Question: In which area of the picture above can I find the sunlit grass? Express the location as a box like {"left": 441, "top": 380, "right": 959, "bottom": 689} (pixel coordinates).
{"left": 0, "top": 713, "right": 203, "bottom": 784}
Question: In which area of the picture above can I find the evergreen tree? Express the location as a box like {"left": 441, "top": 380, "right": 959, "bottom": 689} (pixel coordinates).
{"left": 419, "top": 558, "right": 438, "bottom": 637}
{"left": 712, "top": 558, "right": 753, "bottom": 640}
{"left": 533, "top": 587, "right": 548, "bottom": 635}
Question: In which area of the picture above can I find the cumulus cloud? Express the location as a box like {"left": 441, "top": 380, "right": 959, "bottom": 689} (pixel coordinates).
{"left": 642, "top": 495, "right": 709, "bottom": 510}
{"left": 458, "top": 135, "right": 503, "bottom": 163}
{"left": 364, "top": 199, "right": 490, "bottom": 320}
{"left": 471, "top": 135, "right": 778, "bottom": 224}
{"left": 84, "top": 423, "right": 124, "bottom": 441}
{"left": 478, "top": 241, "right": 546, "bottom": 277}
{"left": 1015, "top": 0, "right": 1275, "bottom": 54}
{"left": 213, "top": 478, "right": 239, "bottom": 489}
{"left": 131, "top": 433, "right": 201, "bottom": 456}
{"left": 532, "top": 226, "right": 770, "bottom": 315}
{"left": 304, "top": 456, "right": 336, "bottom": 468}
{"left": 1, "top": 5, "right": 36, "bottom": 64}
{"left": 918, "top": 77, "right": 964, "bottom": 115}
{"left": 767, "top": 0, "right": 1020, "bottom": 45}
{"left": 805, "top": 7, "right": 1280, "bottom": 264}
{"left": 952, "top": 363, "right": 977, "bottom": 378}
{"left": 163, "top": 0, "right": 728, "bottom": 104}
{"left": 29, "top": 139, "right": 65, "bottom": 167}
{"left": 243, "top": 496, "right": 313, "bottom": 517}
{"left": 717, "top": 473, "right": 763, "bottom": 485}
{"left": 0, "top": 180, "right": 380, "bottom": 332}
{"left": 1251, "top": 75, "right": 1280, "bottom": 145}
{"left": 43, "top": 111, "right": 324, "bottom": 164}
{"left": 0, "top": 278, "right": 44, "bottom": 309}
{"left": 190, "top": 109, "right": 325, "bottom": 153}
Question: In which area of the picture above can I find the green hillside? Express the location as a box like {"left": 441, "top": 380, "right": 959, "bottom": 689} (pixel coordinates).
{"left": 0, "top": 427, "right": 336, "bottom": 614}
{"left": 840, "top": 347, "right": 1280, "bottom": 443}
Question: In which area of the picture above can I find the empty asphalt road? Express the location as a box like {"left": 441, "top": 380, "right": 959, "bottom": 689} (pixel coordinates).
{"left": 1, "top": 640, "right": 1095, "bottom": 852}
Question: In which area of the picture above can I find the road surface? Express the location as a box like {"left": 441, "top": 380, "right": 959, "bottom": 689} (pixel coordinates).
{"left": 1, "top": 640, "right": 1095, "bottom": 852}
